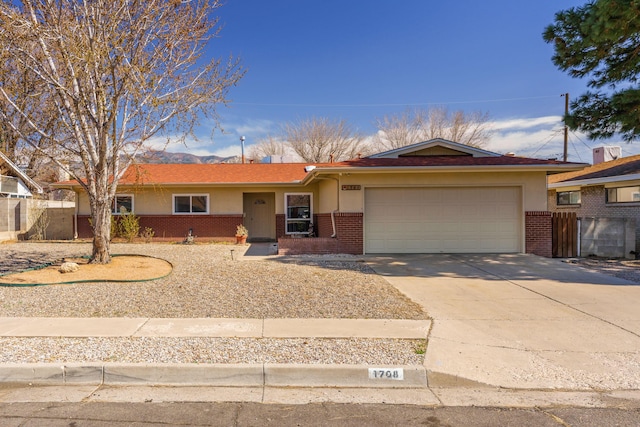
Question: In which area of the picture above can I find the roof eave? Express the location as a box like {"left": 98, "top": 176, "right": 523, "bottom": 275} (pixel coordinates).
{"left": 304, "top": 163, "right": 587, "bottom": 178}
{"left": 548, "top": 173, "right": 640, "bottom": 189}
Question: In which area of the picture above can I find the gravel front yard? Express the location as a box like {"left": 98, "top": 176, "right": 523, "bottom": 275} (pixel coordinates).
{"left": 0, "top": 242, "right": 428, "bottom": 365}
{"left": 0, "top": 242, "right": 428, "bottom": 319}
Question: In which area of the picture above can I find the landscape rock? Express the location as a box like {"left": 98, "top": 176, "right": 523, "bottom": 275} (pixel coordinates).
{"left": 59, "top": 262, "right": 79, "bottom": 274}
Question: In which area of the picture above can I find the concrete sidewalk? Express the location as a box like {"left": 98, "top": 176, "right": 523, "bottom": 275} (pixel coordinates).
{"left": 0, "top": 317, "right": 429, "bottom": 339}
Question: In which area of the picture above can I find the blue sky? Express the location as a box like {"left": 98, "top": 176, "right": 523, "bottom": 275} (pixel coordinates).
{"left": 163, "top": 0, "right": 640, "bottom": 163}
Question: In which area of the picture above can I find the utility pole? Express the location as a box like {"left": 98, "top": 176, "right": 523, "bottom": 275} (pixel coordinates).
{"left": 562, "top": 93, "right": 569, "bottom": 162}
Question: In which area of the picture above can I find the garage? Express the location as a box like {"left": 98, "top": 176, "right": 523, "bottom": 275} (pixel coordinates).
{"left": 364, "top": 187, "right": 522, "bottom": 253}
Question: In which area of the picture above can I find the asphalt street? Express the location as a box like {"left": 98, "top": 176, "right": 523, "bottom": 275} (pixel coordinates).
{"left": 1, "top": 401, "right": 640, "bottom": 427}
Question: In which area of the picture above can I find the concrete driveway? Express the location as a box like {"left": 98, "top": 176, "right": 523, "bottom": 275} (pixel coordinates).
{"left": 366, "top": 253, "right": 640, "bottom": 391}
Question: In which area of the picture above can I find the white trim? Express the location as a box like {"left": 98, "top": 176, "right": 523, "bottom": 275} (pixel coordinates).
{"left": 112, "top": 194, "right": 134, "bottom": 215}
{"left": 556, "top": 190, "right": 582, "bottom": 206}
{"left": 284, "top": 192, "right": 313, "bottom": 235}
{"left": 172, "top": 193, "right": 210, "bottom": 215}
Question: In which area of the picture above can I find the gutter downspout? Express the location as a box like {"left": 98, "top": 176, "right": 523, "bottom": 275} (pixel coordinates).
{"left": 330, "top": 176, "right": 340, "bottom": 238}
{"left": 74, "top": 190, "right": 78, "bottom": 239}
{"left": 314, "top": 175, "right": 340, "bottom": 238}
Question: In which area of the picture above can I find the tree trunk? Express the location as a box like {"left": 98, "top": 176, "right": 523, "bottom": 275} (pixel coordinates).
{"left": 90, "top": 199, "right": 111, "bottom": 264}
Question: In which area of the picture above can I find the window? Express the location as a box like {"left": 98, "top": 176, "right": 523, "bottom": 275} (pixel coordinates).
{"left": 606, "top": 186, "right": 640, "bottom": 203}
{"left": 557, "top": 190, "right": 581, "bottom": 205}
{"left": 173, "top": 194, "right": 209, "bottom": 214}
{"left": 285, "top": 193, "right": 312, "bottom": 235}
{"left": 112, "top": 194, "right": 133, "bottom": 214}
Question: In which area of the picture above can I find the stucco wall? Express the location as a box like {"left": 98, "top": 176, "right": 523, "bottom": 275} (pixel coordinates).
{"left": 336, "top": 171, "right": 548, "bottom": 213}
{"left": 74, "top": 184, "right": 320, "bottom": 216}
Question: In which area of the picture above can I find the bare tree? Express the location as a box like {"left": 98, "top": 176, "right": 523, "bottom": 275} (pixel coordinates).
{"left": 283, "top": 117, "right": 370, "bottom": 163}
{"left": 248, "top": 135, "right": 289, "bottom": 162}
{"left": 0, "top": 0, "right": 244, "bottom": 263}
{"left": 0, "top": 50, "right": 59, "bottom": 175}
{"left": 374, "top": 107, "right": 492, "bottom": 151}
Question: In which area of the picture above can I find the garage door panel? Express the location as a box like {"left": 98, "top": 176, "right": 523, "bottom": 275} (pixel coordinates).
{"left": 365, "top": 187, "right": 521, "bottom": 253}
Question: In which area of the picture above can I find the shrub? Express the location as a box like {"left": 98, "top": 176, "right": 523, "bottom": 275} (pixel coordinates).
{"left": 117, "top": 207, "right": 140, "bottom": 242}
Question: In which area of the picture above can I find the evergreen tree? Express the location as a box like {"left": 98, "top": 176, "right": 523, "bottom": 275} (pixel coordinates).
{"left": 543, "top": 0, "right": 640, "bottom": 141}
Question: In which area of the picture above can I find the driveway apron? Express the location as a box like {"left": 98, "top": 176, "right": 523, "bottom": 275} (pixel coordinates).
{"left": 366, "top": 253, "right": 640, "bottom": 390}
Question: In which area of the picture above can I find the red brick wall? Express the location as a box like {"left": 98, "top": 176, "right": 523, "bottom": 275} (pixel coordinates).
{"left": 525, "top": 211, "right": 552, "bottom": 257}
{"left": 316, "top": 213, "right": 335, "bottom": 237}
{"left": 276, "top": 214, "right": 285, "bottom": 238}
{"left": 76, "top": 214, "right": 243, "bottom": 239}
{"left": 277, "top": 212, "right": 364, "bottom": 255}
{"left": 334, "top": 212, "right": 363, "bottom": 254}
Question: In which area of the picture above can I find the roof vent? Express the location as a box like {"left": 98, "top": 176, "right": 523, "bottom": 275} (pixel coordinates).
{"left": 505, "top": 152, "right": 516, "bottom": 157}
{"left": 304, "top": 165, "right": 316, "bottom": 173}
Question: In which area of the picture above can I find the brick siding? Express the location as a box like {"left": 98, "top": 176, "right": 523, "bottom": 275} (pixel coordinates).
{"left": 77, "top": 214, "right": 243, "bottom": 240}
{"left": 525, "top": 211, "right": 552, "bottom": 258}
{"left": 278, "top": 212, "right": 363, "bottom": 255}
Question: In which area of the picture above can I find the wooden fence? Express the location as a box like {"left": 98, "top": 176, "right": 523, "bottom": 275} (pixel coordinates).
{"left": 552, "top": 212, "right": 578, "bottom": 258}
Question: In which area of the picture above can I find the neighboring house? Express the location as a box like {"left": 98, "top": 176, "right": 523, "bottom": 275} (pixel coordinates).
{"left": 0, "top": 151, "right": 43, "bottom": 199}
{"left": 548, "top": 148, "right": 640, "bottom": 257}
{"left": 0, "top": 151, "right": 44, "bottom": 241}
{"left": 54, "top": 139, "right": 585, "bottom": 256}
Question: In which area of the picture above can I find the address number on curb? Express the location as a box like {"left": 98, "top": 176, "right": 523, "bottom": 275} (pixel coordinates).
{"left": 368, "top": 368, "right": 404, "bottom": 381}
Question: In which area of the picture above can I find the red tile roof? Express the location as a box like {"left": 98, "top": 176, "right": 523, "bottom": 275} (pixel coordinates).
{"left": 55, "top": 155, "right": 584, "bottom": 187}
{"left": 118, "top": 163, "right": 312, "bottom": 185}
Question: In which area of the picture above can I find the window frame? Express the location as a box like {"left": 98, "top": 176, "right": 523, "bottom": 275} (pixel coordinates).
{"left": 556, "top": 190, "right": 581, "bottom": 206}
{"left": 606, "top": 185, "right": 640, "bottom": 204}
{"left": 112, "top": 194, "right": 134, "bottom": 215}
{"left": 172, "top": 193, "right": 210, "bottom": 215}
{"left": 284, "top": 192, "right": 313, "bottom": 235}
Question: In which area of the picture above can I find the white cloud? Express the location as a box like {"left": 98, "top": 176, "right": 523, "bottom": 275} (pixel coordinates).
{"left": 485, "top": 116, "right": 588, "bottom": 161}
{"left": 491, "top": 115, "right": 562, "bottom": 131}
{"left": 484, "top": 116, "right": 640, "bottom": 163}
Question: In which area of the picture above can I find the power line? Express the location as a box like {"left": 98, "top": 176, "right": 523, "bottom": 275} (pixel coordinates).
{"left": 529, "top": 128, "right": 565, "bottom": 158}
{"left": 233, "top": 95, "right": 560, "bottom": 108}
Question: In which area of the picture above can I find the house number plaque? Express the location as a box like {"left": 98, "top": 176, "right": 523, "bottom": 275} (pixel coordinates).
{"left": 368, "top": 368, "right": 404, "bottom": 380}
{"left": 341, "top": 185, "right": 361, "bottom": 191}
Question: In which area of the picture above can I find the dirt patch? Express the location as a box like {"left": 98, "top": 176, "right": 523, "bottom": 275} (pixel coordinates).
{"left": 0, "top": 255, "right": 172, "bottom": 285}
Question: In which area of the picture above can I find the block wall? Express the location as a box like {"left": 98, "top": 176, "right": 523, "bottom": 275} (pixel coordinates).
{"left": 548, "top": 186, "right": 640, "bottom": 251}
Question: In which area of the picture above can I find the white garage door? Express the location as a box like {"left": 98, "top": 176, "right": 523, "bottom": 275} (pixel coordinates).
{"left": 365, "top": 187, "right": 521, "bottom": 253}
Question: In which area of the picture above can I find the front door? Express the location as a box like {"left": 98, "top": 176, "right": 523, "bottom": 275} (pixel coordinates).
{"left": 243, "top": 192, "right": 276, "bottom": 241}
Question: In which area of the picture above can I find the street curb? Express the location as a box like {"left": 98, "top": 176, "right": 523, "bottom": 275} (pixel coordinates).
{"left": 0, "top": 363, "right": 428, "bottom": 388}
